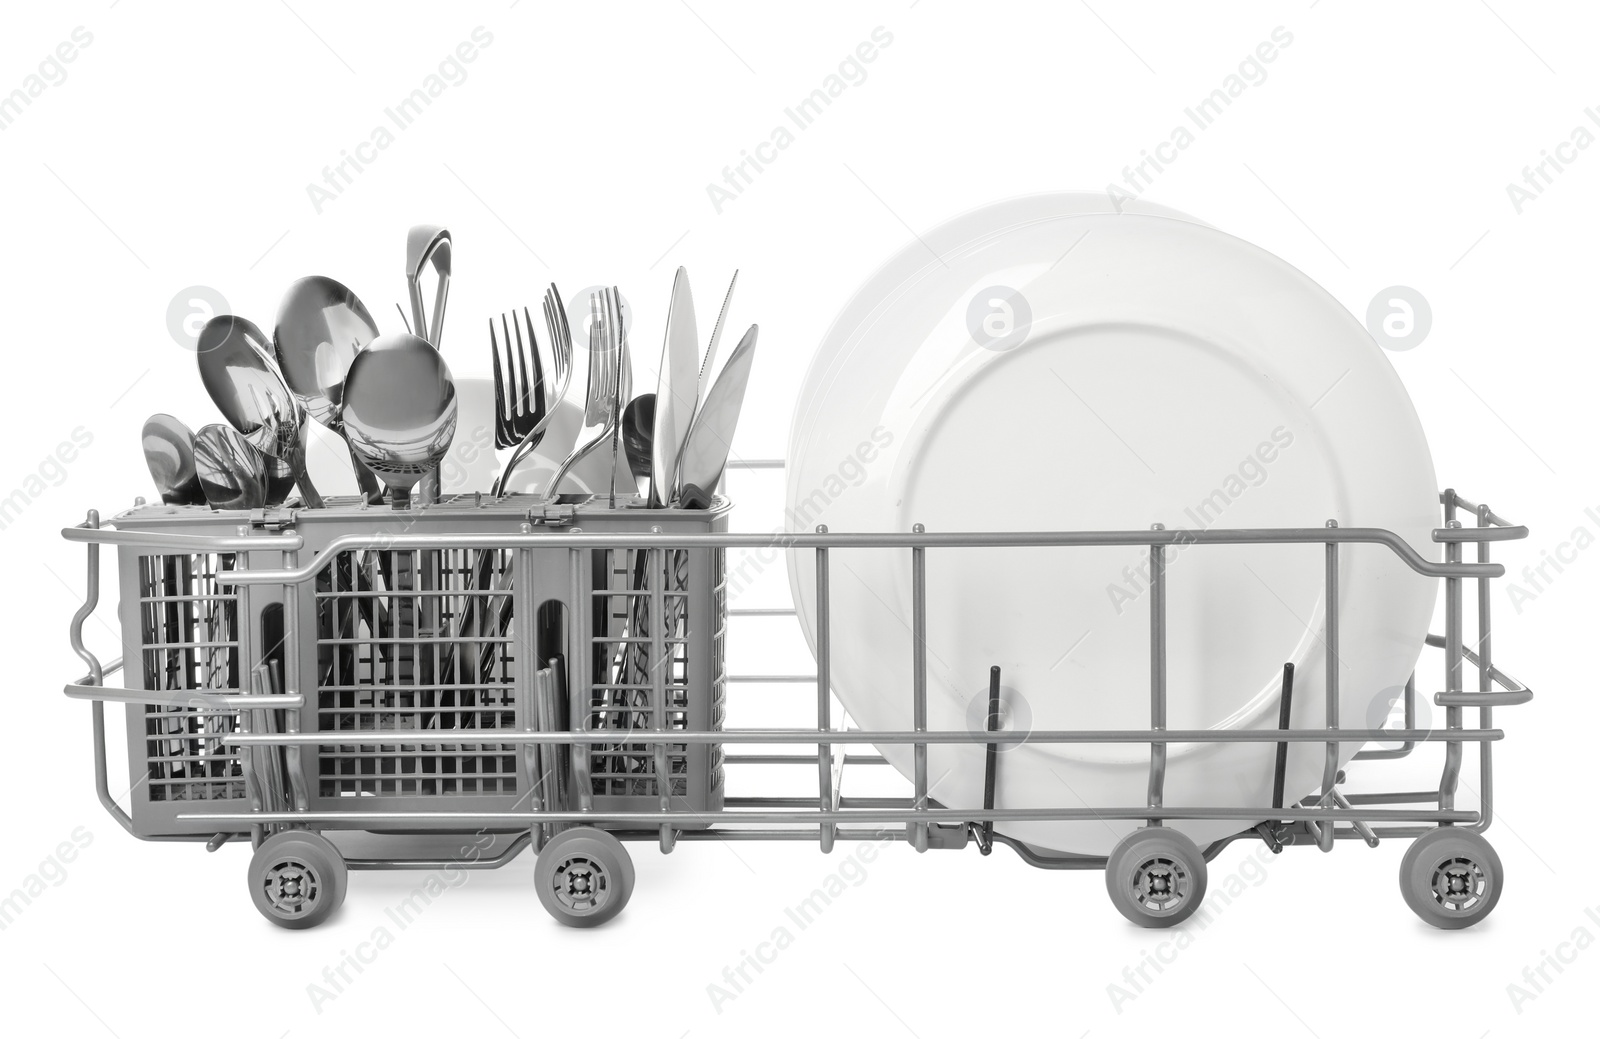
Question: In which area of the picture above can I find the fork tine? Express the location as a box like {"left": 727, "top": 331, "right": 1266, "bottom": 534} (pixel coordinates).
{"left": 608, "top": 286, "right": 624, "bottom": 414}
{"left": 511, "top": 307, "right": 533, "bottom": 436}
{"left": 547, "top": 283, "right": 571, "bottom": 369}
{"left": 524, "top": 306, "right": 547, "bottom": 428}
{"left": 542, "top": 293, "right": 557, "bottom": 360}
{"left": 489, "top": 315, "right": 510, "bottom": 449}
{"left": 501, "top": 312, "right": 515, "bottom": 405}
{"left": 501, "top": 312, "right": 518, "bottom": 444}
{"left": 601, "top": 288, "right": 617, "bottom": 406}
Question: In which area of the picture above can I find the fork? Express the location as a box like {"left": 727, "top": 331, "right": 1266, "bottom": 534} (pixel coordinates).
{"left": 540, "top": 287, "right": 622, "bottom": 503}
{"left": 489, "top": 306, "right": 545, "bottom": 450}
{"left": 492, "top": 283, "right": 574, "bottom": 497}
{"left": 448, "top": 288, "right": 621, "bottom": 687}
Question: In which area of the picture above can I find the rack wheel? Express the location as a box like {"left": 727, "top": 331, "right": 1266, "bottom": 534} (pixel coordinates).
{"left": 248, "top": 830, "right": 347, "bottom": 930}
{"left": 534, "top": 827, "right": 634, "bottom": 928}
{"left": 1400, "top": 828, "right": 1502, "bottom": 929}
{"left": 1105, "top": 827, "right": 1208, "bottom": 928}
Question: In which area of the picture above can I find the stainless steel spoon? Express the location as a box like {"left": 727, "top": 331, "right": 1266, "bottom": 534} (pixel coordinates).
{"left": 406, "top": 225, "right": 451, "bottom": 347}
{"left": 406, "top": 225, "right": 451, "bottom": 506}
{"left": 193, "top": 423, "right": 267, "bottom": 510}
{"left": 197, "top": 314, "right": 323, "bottom": 507}
{"left": 260, "top": 423, "right": 310, "bottom": 507}
{"left": 620, "top": 393, "right": 655, "bottom": 494}
{"left": 141, "top": 414, "right": 205, "bottom": 506}
{"left": 272, "top": 274, "right": 384, "bottom": 503}
{"left": 342, "top": 332, "right": 459, "bottom": 508}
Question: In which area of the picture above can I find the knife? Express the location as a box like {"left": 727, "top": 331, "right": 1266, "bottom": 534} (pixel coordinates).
{"left": 676, "top": 323, "right": 758, "bottom": 509}
{"left": 695, "top": 270, "right": 738, "bottom": 412}
{"left": 649, "top": 266, "right": 700, "bottom": 507}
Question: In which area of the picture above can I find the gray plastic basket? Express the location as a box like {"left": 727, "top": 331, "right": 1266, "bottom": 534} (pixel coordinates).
{"left": 107, "top": 494, "right": 730, "bottom": 838}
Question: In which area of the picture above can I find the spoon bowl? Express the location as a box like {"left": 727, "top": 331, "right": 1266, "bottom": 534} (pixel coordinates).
{"left": 343, "top": 333, "right": 458, "bottom": 507}
{"left": 193, "top": 424, "right": 266, "bottom": 510}
{"left": 197, "top": 315, "right": 302, "bottom": 459}
{"left": 274, "top": 275, "right": 384, "bottom": 502}
{"left": 197, "top": 313, "right": 322, "bottom": 506}
{"left": 272, "top": 275, "right": 377, "bottom": 428}
{"left": 142, "top": 414, "right": 205, "bottom": 506}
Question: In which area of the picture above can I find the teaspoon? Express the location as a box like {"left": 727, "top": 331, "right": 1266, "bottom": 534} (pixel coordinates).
{"left": 273, "top": 274, "right": 384, "bottom": 503}
{"left": 197, "top": 314, "right": 323, "bottom": 507}
{"left": 342, "top": 332, "right": 459, "bottom": 508}
{"left": 141, "top": 414, "right": 205, "bottom": 506}
{"left": 193, "top": 423, "right": 267, "bottom": 510}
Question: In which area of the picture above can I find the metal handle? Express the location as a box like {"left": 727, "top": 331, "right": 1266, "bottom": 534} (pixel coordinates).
{"left": 63, "top": 524, "right": 302, "bottom": 552}
{"left": 538, "top": 430, "right": 612, "bottom": 504}
{"left": 63, "top": 682, "right": 305, "bottom": 709}
{"left": 406, "top": 224, "right": 451, "bottom": 348}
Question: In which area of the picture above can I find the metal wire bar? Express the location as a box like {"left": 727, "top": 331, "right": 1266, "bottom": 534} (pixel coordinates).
{"left": 63, "top": 524, "right": 301, "bottom": 552}
{"left": 1319, "top": 526, "right": 1340, "bottom": 852}
{"left": 910, "top": 529, "right": 928, "bottom": 852}
{"left": 346, "top": 832, "right": 533, "bottom": 871}
{"left": 724, "top": 754, "right": 886, "bottom": 765}
{"left": 816, "top": 535, "right": 834, "bottom": 852}
{"left": 1147, "top": 531, "right": 1167, "bottom": 823}
{"left": 65, "top": 685, "right": 296, "bottom": 708}
{"left": 1440, "top": 517, "right": 1464, "bottom": 811}
{"left": 651, "top": 546, "right": 672, "bottom": 851}
{"left": 1473, "top": 502, "right": 1497, "bottom": 833}
{"left": 221, "top": 727, "right": 1499, "bottom": 747}
{"left": 1353, "top": 673, "right": 1416, "bottom": 761}
{"left": 187, "top": 524, "right": 1521, "bottom": 587}
{"left": 177, "top": 806, "right": 1480, "bottom": 826}
{"left": 1338, "top": 791, "right": 1440, "bottom": 805}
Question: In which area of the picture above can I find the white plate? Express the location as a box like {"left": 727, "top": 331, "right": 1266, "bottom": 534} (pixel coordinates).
{"left": 786, "top": 202, "right": 1438, "bottom": 855}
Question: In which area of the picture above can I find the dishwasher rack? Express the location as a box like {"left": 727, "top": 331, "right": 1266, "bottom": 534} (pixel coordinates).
{"left": 62, "top": 486, "right": 1530, "bottom": 931}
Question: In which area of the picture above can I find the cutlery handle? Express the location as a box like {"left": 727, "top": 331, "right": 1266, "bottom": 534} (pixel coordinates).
{"left": 290, "top": 438, "right": 325, "bottom": 509}
{"left": 491, "top": 399, "right": 563, "bottom": 498}
{"left": 539, "top": 427, "right": 611, "bottom": 504}
{"left": 406, "top": 225, "right": 451, "bottom": 348}
{"left": 296, "top": 468, "right": 325, "bottom": 509}
{"left": 344, "top": 439, "right": 385, "bottom": 505}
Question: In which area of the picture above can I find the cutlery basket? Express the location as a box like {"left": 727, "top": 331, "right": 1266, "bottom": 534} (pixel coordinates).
{"left": 99, "top": 494, "right": 731, "bottom": 838}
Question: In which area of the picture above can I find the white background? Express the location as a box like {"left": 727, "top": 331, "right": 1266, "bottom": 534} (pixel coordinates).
{"left": 2, "top": 2, "right": 1596, "bottom": 1036}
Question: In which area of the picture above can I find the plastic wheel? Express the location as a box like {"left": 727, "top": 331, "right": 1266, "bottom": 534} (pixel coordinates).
{"left": 534, "top": 827, "right": 634, "bottom": 928}
{"left": 1105, "top": 827, "right": 1208, "bottom": 928}
{"left": 248, "top": 830, "right": 347, "bottom": 929}
{"left": 1400, "top": 828, "right": 1502, "bottom": 929}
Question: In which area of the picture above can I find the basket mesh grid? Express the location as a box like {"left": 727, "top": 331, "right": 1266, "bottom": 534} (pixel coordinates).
{"left": 710, "top": 547, "right": 726, "bottom": 791}
{"left": 314, "top": 547, "right": 519, "bottom": 797}
{"left": 589, "top": 547, "right": 691, "bottom": 797}
{"left": 137, "top": 552, "right": 246, "bottom": 802}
